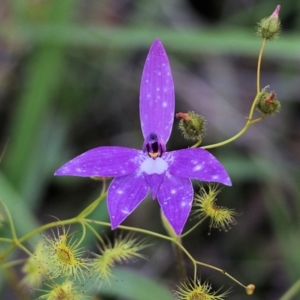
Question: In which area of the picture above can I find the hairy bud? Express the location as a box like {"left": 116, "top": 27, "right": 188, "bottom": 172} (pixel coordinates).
{"left": 176, "top": 111, "right": 206, "bottom": 142}
{"left": 256, "top": 89, "right": 281, "bottom": 116}
{"left": 256, "top": 5, "right": 281, "bottom": 41}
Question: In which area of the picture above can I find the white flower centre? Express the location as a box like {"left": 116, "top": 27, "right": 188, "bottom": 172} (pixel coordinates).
{"left": 140, "top": 157, "right": 168, "bottom": 174}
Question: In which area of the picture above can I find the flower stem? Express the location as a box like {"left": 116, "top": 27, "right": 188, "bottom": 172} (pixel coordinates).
{"left": 202, "top": 94, "right": 263, "bottom": 150}
{"left": 202, "top": 39, "right": 267, "bottom": 150}
{"left": 0, "top": 217, "right": 78, "bottom": 260}
{"left": 85, "top": 219, "right": 248, "bottom": 289}
{"left": 191, "top": 140, "right": 202, "bottom": 148}
{"left": 173, "top": 237, "right": 187, "bottom": 282}
{"left": 84, "top": 220, "right": 106, "bottom": 246}
{"left": 180, "top": 216, "right": 208, "bottom": 238}
{"left": 195, "top": 260, "right": 248, "bottom": 289}
{"left": 0, "top": 197, "right": 17, "bottom": 240}
{"left": 160, "top": 210, "right": 187, "bottom": 281}
{"left": 77, "top": 191, "right": 106, "bottom": 219}
{"left": 257, "top": 39, "right": 267, "bottom": 94}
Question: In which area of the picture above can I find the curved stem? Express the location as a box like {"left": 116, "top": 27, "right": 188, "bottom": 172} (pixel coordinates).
{"left": 202, "top": 94, "right": 263, "bottom": 150}
{"left": 191, "top": 140, "right": 202, "bottom": 148}
{"left": 257, "top": 39, "right": 267, "bottom": 94}
{"left": 74, "top": 221, "right": 87, "bottom": 248}
{"left": 0, "top": 258, "right": 26, "bottom": 270}
{"left": 84, "top": 220, "right": 106, "bottom": 247}
{"left": 202, "top": 121, "right": 251, "bottom": 150}
{"left": 77, "top": 191, "right": 106, "bottom": 219}
{"left": 0, "top": 238, "right": 13, "bottom": 243}
{"left": 0, "top": 217, "right": 78, "bottom": 260}
{"left": 85, "top": 219, "right": 172, "bottom": 241}
{"left": 202, "top": 39, "right": 267, "bottom": 151}
{"left": 0, "top": 199, "right": 250, "bottom": 290}
{"left": 0, "top": 198, "right": 17, "bottom": 240}
{"left": 195, "top": 260, "right": 247, "bottom": 289}
{"left": 85, "top": 219, "right": 248, "bottom": 288}
{"left": 180, "top": 216, "right": 208, "bottom": 238}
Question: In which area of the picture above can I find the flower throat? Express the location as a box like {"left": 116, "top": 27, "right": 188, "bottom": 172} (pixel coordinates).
{"left": 143, "top": 133, "right": 166, "bottom": 159}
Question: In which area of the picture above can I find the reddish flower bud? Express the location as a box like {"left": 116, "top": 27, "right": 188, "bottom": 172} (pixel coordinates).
{"left": 256, "top": 5, "right": 281, "bottom": 40}
{"left": 177, "top": 111, "right": 206, "bottom": 142}
{"left": 256, "top": 88, "right": 281, "bottom": 116}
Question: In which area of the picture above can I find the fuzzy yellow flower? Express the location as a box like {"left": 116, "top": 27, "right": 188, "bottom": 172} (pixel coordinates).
{"left": 193, "top": 184, "right": 237, "bottom": 233}
{"left": 38, "top": 280, "right": 87, "bottom": 300}
{"left": 91, "top": 234, "right": 147, "bottom": 284}
{"left": 21, "top": 241, "right": 48, "bottom": 288}
{"left": 42, "top": 225, "right": 90, "bottom": 281}
{"left": 174, "top": 279, "right": 230, "bottom": 300}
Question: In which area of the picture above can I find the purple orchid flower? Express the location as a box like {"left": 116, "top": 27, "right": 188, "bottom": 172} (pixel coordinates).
{"left": 55, "top": 39, "right": 231, "bottom": 235}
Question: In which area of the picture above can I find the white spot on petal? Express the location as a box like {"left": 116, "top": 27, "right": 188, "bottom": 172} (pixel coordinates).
{"left": 121, "top": 208, "right": 129, "bottom": 214}
{"left": 193, "top": 165, "right": 202, "bottom": 171}
{"left": 171, "top": 189, "right": 176, "bottom": 194}
{"left": 162, "top": 102, "right": 167, "bottom": 107}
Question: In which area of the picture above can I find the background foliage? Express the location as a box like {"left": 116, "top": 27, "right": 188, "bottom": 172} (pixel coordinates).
{"left": 0, "top": 0, "right": 299, "bottom": 299}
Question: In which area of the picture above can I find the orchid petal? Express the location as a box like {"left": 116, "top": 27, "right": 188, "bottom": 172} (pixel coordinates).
{"left": 55, "top": 147, "right": 144, "bottom": 177}
{"left": 144, "top": 173, "right": 166, "bottom": 199}
{"left": 157, "top": 174, "right": 193, "bottom": 235}
{"left": 166, "top": 148, "right": 232, "bottom": 186}
{"left": 108, "top": 173, "right": 149, "bottom": 229}
{"left": 140, "top": 39, "right": 175, "bottom": 143}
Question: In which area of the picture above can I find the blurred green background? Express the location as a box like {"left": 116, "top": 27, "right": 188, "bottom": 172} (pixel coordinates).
{"left": 0, "top": 0, "right": 299, "bottom": 299}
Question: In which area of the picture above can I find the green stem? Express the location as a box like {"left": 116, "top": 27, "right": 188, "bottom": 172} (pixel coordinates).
{"left": 180, "top": 216, "right": 208, "bottom": 238}
{"left": 201, "top": 39, "right": 267, "bottom": 151}
{"left": 279, "top": 278, "right": 300, "bottom": 300}
{"left": 191, "top": 140, "right": 202, "bottom": 148}
{"left": 160, "top": 210, "right": 187, "bottom": 281}
{"left": 0, "top": 238, "right": 13, "bottom": 243}
{"left": 195, "top": 260, "right": 247, "bottom": 289}
{"left": 0, "top": 198, "right": 17, "bottom": 240}
{"left": 0, "top": 259, "right": 25, "bottom": 270}
{"left": 74, "top": 221, "right": 87, "bottom": 248}
{"left": 202, "top": 119, "right": 253, "bottom": 150}
{"left": 0, "top": 217, "right": 78, "bottom": 260}
{"left": 85, "top": 219, "right": 248, "bottom": 288}
{"left": 202, "top": 96, "right": 264, "bottom": 150}
{"left": 173, "top": 237, "right": 186, "bottom": 282}
{"left": 84, "top": 221, "right": 106, "bottom": 247}
{"left": 77, "top": 191, "right": 106, "bottom": 219}
{"left": 1, "top": 198, "right": 250, "bottom": 291}
{"left": 257, "top": 39, "right": 267, "bottom": 94}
